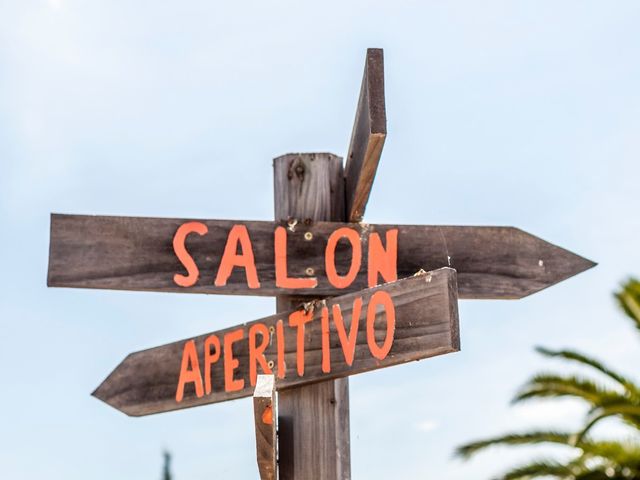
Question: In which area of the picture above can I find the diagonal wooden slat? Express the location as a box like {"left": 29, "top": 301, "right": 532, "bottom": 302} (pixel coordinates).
{"left": 345, "top": 48, "right": 387, "bottom": 222}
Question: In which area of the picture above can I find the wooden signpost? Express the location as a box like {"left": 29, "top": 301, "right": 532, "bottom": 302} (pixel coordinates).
{"left": 47, "top": 49, "right": 595, "bottom": 479}
{"left": 92, "top": 269, "right": 459, "bottom": 416}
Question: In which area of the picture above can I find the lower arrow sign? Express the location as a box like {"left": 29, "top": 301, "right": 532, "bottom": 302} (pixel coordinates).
{"left": 93, "top": 267, "right": 460, "bottom": 416}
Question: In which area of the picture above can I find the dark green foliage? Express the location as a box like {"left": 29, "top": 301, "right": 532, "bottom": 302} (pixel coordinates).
{"left": 455, "top": 279, "right": 640, "bottom": 479}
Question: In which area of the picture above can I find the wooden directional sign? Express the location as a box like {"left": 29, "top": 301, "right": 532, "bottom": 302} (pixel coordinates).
{"left": 48, "top": 213, "right": 595, "bottom": 300}
{"left": 92, "top": 268, "right": 459, "bottom": 416}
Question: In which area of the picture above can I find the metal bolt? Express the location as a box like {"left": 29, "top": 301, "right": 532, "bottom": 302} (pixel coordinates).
{"left": 305, "top": 267, "right": 315, "bottom": 276}
{"left": 304, "top": 231, "right": 313, "bottom": 241}
{"left": 268, "top": 360, "right": 275, "bottom": 369}
{"left": 269, "top": 325, "right": 275, "bottom": 334}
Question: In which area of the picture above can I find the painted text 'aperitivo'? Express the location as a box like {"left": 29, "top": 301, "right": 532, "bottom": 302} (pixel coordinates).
{"left": 175, "top": 290, "right": 396, "bottom": 402}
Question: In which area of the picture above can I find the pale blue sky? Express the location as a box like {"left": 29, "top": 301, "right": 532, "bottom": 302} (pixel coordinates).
{"left": 1, "top": 1, "right": 639, "bottom": 479}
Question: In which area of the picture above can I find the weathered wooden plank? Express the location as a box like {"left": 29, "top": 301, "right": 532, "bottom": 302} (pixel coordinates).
{"left": 345, "top": 48, "right": 386, "bottom": 222}
{"left": 254, "top": 374, "right": 277, "bottom": 480}
{"left": 91, "top": 268, "right": 460, "bottom": 417}
{"left": 48, "top": 214, "right": 595, "bottom": 299}
{"left": 274, "top": 152, "right": 349, "bottom": 480}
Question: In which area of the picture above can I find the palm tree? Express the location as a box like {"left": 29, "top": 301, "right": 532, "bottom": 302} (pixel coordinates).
{"left": 455, "top": 279, "right": 640, "bottom": 479}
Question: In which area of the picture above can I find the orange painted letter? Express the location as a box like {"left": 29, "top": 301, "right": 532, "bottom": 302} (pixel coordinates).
{"left": 175, "top": 339, "right": 204, "bottom": 402}
{"left": 366, "top": 291, "right": 396, "bottom": 360}
{"left": 173, "top": 222, "right": 208, "bottom": 287}
{"left": 325, "top": 227, "right": 362, "bottom": 289}
{"left": 275, "top": 226, "right": 317, "bottom": 289}
{"left": 321, "top": 306, "right": 331, "bottom": 373}
{"left": 333, "top": 298, "right": 362, "bottom": 366}
{"left": 367, "top": 229, "right": 398, "bottom": 287}
{"left": 276, "top": 319, "right": 286, "bottom": 379}
{"left": 214, "top": 225, "right": 261, "bottom": 289}
{"left": 288, "top": 308, "right": 314, "bottom": 376}
{"left": 249, "top": 323, "right": 272, "bottom": 386}
{"left": 204, "top": 335, "right": 221, "bottom": 395}
{"left": 223, "top": 329, "right": 245, "bottom": 392}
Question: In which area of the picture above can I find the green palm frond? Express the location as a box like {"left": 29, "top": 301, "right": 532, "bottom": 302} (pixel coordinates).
{"left": 455, "top": 431, "right": 574, "bottom": 460}
{"left": 615, "top": 279, "right": 640, "bottom": 331}
{"left": 455, "top": 276, "right": 640, "bottom": 479}
{"left": 535, "top": 348, "right": 639, "bottom": 398}
{"left": 496, "top": 457, "right": 629, "bottom": 480}
{"left": 513, "top": 373, "right": 629, "bottom": 406}
{"left": 496, "top": 458, "right": 573, "bottom": 480}
{"left": 572, "top": 471, "right": 623, "bottom": 480}
{"left": 492, "top": 440, "right": 640, "bottom": 479}
{"left": 573, "top": 406, "right": 640, "bottom": 445}
{"left": 577, "top": 439, "right": 640, "bottom": 466}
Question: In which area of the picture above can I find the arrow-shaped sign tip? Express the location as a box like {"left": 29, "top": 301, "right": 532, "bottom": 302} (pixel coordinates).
{"left": 91, "top": 354, "right": 146, "bottom": 417}
{"left": 515, "top": 229, "right": 597, "bottom": 297}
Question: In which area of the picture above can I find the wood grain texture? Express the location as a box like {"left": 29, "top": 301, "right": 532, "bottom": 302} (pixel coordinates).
{"left": 274, "top": 153, "right": 345, "bottom": 224}
{"left": 274, "top": 152, "right": 349, "bottom": 480}
{"left": 48, "top": 215, "right": 595, "bottom": 299}
{"left": 91, "top": 269, "right": 460, "bottom": 417}
{"left": 345, "top": 48, "right": 387, "bottom": 222}
{"left": 254, "top": 375, "right": 277, "bottom": 480}
{"left": 277, "top": 380, "right": 350, "bottom": 480}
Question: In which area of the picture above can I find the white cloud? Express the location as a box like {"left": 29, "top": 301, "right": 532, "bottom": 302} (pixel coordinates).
{"left": 416, "top": 420, "right": 439, "bottom": 433}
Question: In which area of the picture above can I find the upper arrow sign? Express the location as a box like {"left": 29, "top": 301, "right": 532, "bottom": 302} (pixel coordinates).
{"left": 47, "top": 213, "right": 594, "bottom": 299}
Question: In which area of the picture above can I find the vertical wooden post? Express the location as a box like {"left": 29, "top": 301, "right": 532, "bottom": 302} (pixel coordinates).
{"left": 273, "top": 152, "right": 351, "bottom": 480}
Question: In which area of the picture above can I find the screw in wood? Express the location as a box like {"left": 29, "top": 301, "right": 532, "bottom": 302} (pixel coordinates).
{"left": 305, "top": 267, "right": 314, "bottom": 276}
{"left": 304, "top": 231, "right": 313, "bottom": 241}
